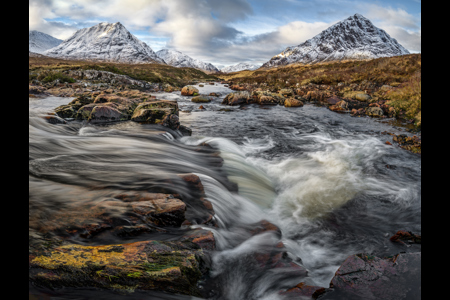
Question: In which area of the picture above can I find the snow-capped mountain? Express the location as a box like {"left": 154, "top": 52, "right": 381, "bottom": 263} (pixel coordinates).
{"left": 220, "top": 63, "right": 261, "bottom": 73}
{"left": 44, "top": 22, "right": 165, "bottom": 64}
{"left": 156, "top": 49, "right": 218, "bottom": 72}
{"left": 29, "top": 30, "right": 62, "bottom": 54}
{"left": 262, "top": 14, "right": 410, "bottom": 68}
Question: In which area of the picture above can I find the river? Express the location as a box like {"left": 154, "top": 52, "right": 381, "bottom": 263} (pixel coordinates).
{"left": 29, "top": 83, "right": 421, "bottom": 299}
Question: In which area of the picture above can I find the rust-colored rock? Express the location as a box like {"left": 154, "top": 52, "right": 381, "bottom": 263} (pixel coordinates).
{"left": 390, "top": 230, "right": 421, "bottom": 244}
{"left": 281, "top": 282, "right": 327, "bottom": 299}
{"left": 284, "top": 98, "right": 304, "bottom": 107}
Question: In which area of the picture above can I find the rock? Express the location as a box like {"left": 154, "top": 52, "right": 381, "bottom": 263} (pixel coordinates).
{"left": 181, "top": 85, "right": 199, "bottom": 96}
{"left": 181, "top": 229, "right": 216, "bottom": 251}
{"left": 252, "top": 91, "right": 285, "bottom": 105}
{"left": 178, "top": 125, "right": 192, "bottom": 136}
{"left": 29, "top": 240, "right": 210, "bottom": 296}
{"left": 330, "top": 100, "right": 348, "bottom": 111}
{"left": 390, "top": 230, "right": 421, "bottom": 244}
{"left": 327, "top": 96, "right": 341, "bottom": 105}
{"left": 209, "top": 92, "right": 221, "bottom": 97}
{"left": 366, "top": 106, "right": 384, "bottom": 117}
{"left": 327, "top": 253, "right": 421, "bottom": 300}
{"left": 192, "top": 96, "right": 211, "bottom": 103}
{"left": 343, "top": 91, "right": 372, "bottom": 102}
{"left": 249, "top": 220, "right": 281, "bottom": 236}
{"left": 284, "top": 98, "right": 304, "bottom": 107}
{"left": 222, "top": 91, "right": 252, "bottom": 106}
{"left": 42, "top": 115, "right": 67, "bottom": 124}
{"left": 230, "top": 85, "right": 246, "bottom": 91}
{"left": 209, "top": 82, "right": 215, "bottom": 85}
{"left": 385, "top": 141, "right": 392, "bottom": 145}
{"left": 199, "top": 84, "right": 204, "bottom": 87}
{"left": 131, "top": 100, "right": 179, "bottom": 129}
{"left": 281, "top": 282, "right": 327, "bottom": 299}
{"left": 89, "top": 105, "right": 128, "bottom": 123}
{"left": 279, "top": 88, "right": 294, "bottom": 97}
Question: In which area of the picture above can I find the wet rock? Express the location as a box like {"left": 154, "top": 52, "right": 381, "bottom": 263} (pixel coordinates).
{"left": 178, "top": 125, "right": 193, "bottom": 136}
{"left": 222, "top": 91, "right": 252, "bottom": 106}
{"left": 199, "top": 84, "right": 204, "bottom": 87}
{"left": 89, "top": 105, "right": 128, "bottom": 123}
{"left": 209, "top": 82, "right": 215, "bottom": 85}
{"left": 326, "top": 253, "right": 421, "bottom": 300}
{"left": 284, "top": 98, "right": 304, "bottom": 107}
{"left": 199, "top": 105, "right": 205, "bottom": 110}
{"left": 392, "top": 134, "right": 421, "bottom": 153}
{"left": 329, "top": 100, "right": 348, "bottom": 112}
{"left": 131, "top": 100, "right": 179, "bottom": 129}
{"left": 366, "top": 106, "right": 384, "bottom": 117}
{"left": 42, "top": 115, "right": 67, "bottom": 125}
{"left": 209, "top": 92, "right": 221, "bottom": 97}
{"left": 281, "top": 282, "right": 327, "bottom": 299}
{"left": 29, "top": 240, "right": 210, "bottom": 296}
{"left": 181, "top": 229, "right": 216, "bottom": 251}
{"left": 250, "top": 220, "right": 281, "bottom": 236}
{"left": 192, "top": 96, "right": 212, "bottom": 103}
{"left": 390, "top": 230, "right": 421, "bottom": 245}
{"left": 181, "top": 85, "right": 199, "bottom": 96}
{"left": 385, "top": 141, "right": 392, "bottom": 145}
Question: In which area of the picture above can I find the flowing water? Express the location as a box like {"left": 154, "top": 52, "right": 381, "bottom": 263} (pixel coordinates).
{"left": 29, "top": 84, "right": 421, "bottom": 299}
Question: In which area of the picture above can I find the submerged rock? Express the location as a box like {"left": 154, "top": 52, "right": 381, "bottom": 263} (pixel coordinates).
{"left": 325, "top": 253, "right": 421, "bottom": 300}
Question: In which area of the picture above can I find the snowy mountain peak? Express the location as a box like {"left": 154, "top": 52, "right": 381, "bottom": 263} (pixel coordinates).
{"left": 156, "top": 49, "right": 219, "bottom": 72}
{"left": 220, "top": 62, "right": 261, "bottom": 73}
{"left": 29, "top": 30, "right": 63, "bottom": 54}
{"left": 43, "top": 22, "right": 165, "bottom": 64}
{"left": 262, "top": 14, "right": 409, "bottom": 68}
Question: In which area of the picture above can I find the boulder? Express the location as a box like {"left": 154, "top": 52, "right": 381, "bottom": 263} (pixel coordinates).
{"left": 390, "top": 230, "right": 421, "bottom": 244}
{"left": 252, "top": 91, "right": 284, "bottom": 105}
{"left": 192, "top": 96, "right": 211, "bottom": 103}
{"left": 284, "top": 98, "right": 304, "bottom": 107}
{"left": 343, "top": 91, "right": 371, "bottom": 102}
{"left": 327, "top": 253, "right": 421, "bottom": 300}
{"left": 366, "top": 106, "right": 384, "bottom": 117}
{"left": 29, "top": 240, "right": 210, "bottom": 297}
{"left": 281, "top": 282, "right": 327, "bottom": 299}
{"left": 131, "top": 100, "right": 179, "bottom": 127}
{"left": 222, "top": 91, "right": 252, "bottom": 106}
{"left": 181, "top": 86, "right": 199, "bottom": 96}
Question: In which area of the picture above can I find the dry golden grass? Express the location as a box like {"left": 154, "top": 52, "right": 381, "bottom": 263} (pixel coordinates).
{"left": 29, "top": 56, "right": 218, "bottom": 87}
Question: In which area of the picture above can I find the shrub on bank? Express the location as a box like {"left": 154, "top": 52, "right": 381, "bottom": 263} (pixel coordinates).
{"left": 38, "top": 71, "right": 76, "bottom": 83}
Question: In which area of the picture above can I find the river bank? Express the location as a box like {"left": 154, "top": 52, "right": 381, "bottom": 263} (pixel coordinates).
{"left": 29, "top": 62, "right": 420, "bottom": 299}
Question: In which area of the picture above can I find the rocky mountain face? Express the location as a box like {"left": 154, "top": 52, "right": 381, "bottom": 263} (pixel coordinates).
{"left": 262, "top": 14, "right": 410, "bottom": 68}
{"left": 29, "top": 30, "right": 62, "bottom": 54}
{"left": 156, "top": 49, "right": 218, "bottom": 72}
{"left": 220, "top": 62, "right": 261, "bottom": 73}
{"left": 44, "top": 22, "right": 165, "bottom": 64}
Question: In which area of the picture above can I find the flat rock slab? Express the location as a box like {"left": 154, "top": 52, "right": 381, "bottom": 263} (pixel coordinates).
{"left": 324, "top": 252, "right": 421, "bottom": 300}
{"left": 29, "top": 240, "right": 209, "bottom": 296}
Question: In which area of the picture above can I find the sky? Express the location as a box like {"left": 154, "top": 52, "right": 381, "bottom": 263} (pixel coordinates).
{"left": 29, "top": 0, "right": 421, "bottom": 69}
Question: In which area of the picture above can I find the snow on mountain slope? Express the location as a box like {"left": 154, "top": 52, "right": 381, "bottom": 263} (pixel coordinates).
{"left": 44, "top": 22, "right": 165, "bottom": 64}
{"left": 156, "top": 49, "right": 218, "bottom": 72}
{"left": 220, "top": 62, "right": 261, "bottom": 73}
{"left": 262, "top": 14, "right": 410, "bottom": 68}
{"left": 29, "top": 31, "right": 63, "bottom": 54}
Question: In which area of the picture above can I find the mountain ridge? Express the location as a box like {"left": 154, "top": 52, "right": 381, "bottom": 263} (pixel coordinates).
{"left": 29, "top": 30, "right": 63, "bottom": 54}
{"left": 156, "top": 49, "right": 219, "bottom": 72}
{"left": 262, "top": 14, "right": 409, "bottom": 68}
{"left": 44, "top": 22, "right": 165, "bottom": 64}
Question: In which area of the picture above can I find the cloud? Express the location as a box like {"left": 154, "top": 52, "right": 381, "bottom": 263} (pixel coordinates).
{"left": 29, "top": 0, "right": 421, "bottom": 65}
{"left": 359, "top": 5, "right": 421, "bottom": 52}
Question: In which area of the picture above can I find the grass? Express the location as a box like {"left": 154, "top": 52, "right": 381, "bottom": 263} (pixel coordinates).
{"left": 386, "top": 72, "right": 421, "bottom": 127}
{"left": 218, "top": 54, "right": 421, "bottom": 128}
{"left": 29, "top": 56, "right": 218, "bottom": 87}
{"left": 37, "top": 70, "right": 76, "bottom": 83}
